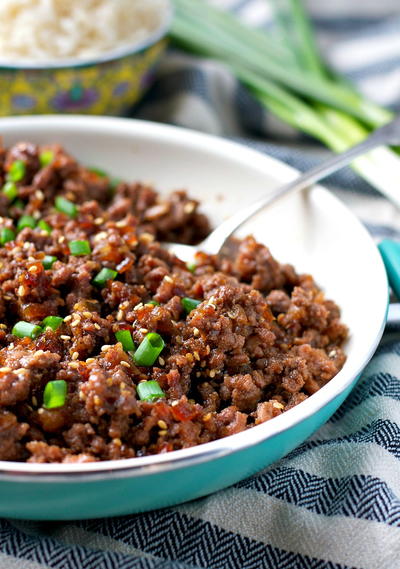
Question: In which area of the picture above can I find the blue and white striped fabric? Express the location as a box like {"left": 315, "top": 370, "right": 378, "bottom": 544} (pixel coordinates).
{"left": 1, "top": 1, "right": 400, "bottom": 568}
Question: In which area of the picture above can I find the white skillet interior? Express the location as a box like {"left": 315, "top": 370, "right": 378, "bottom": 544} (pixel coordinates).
{"left": 0, "top": 115, "right": 388, "bottom": 474}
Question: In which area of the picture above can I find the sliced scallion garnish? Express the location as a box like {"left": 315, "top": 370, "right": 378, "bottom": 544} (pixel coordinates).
{"left": 43, "top": 380, "right": 67, "bottom": 409}
{"left": 133, "top": 333, "right": 165, "bottom": 367}
{"left": 39, "top": 150, "right": 54, "bottom": 168}
{"left": 42, "top": 316, "right": 64, "bottom": 331}
{"left": 115, "top": 329, "right": 136, "bottom": 352}
{"left": 136, "top": 380, "right": 166, "bottom": 402}
{"left": 69, "top": 240, "right": 91, "bottom": 256}
{"left": 181, "top": 297, "right": 201, "bottom": 314}
{"left": 93, "top": 267, "right": 118, "bottom": 288}
{"left": 12, "top": 321, "right": 42, "bottom": 339}
{"left": 2, "top": 181, "right": 18, "bottom": 201}
{"left": 55, "top": 196, "right": 77, "bottom": 218}
{"left": 0, "top": 227, "right": 15, "bottom": 245}
{"left": 38, "top": 220, "right": 52, "bottom": 234}
{"left": 7, "top": 160, "right": 25, "bottom": 182}
{"left": 17, "top": 215, "right": 36, "bottom": 231}
{"left": 42, "top": 255, "right": 57, "bottom": 270}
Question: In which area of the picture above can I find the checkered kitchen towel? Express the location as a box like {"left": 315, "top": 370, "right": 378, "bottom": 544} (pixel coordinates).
{"left": 1, "top": 1, "right": 400, "bottom": 568}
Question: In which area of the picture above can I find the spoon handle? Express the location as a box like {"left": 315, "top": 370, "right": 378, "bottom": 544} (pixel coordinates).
{"left": 201, "top": 116, "right": 399, "bottom": 255}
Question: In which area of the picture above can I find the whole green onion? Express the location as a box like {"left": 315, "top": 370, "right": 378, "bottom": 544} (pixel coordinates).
{"left": 12, "top": 321, "right": 42, "bottom": 339}
{"left": 115, "top": 329, "right": 136, "bottom": 352}
{"left": 43, "top": 380, "right": 67, "bottom": 409}
{"left": 136, "top": 380, "right": 166, "bottom": 401}
{"left": 69, "top": 240, "right": 91, "bottom": 256}
{"left": 39, "top": 150, "right": 54, "bottom": 168}
{"left": 181, "top": 297, "right": 201, "bottom": 313}
{"left": 38, "top": 220, "right": 52, "bottom": 234}
{"left": 42, "top": 316, "right": 64, "bottom": 331}
{"left": 93, "top": 267, "right": 118, "bottom": 287}
{"left": 0, "top": 227, "right": 15, "bottom": 245}
{"left": 2, "top": 181, "right": 18, "bottom": 201}
{"left": 133, "top": 333, "right": 165, "bottom": 366}
{"left": 42, "top": 255, "right": 57, "bottom": 270}
{"left": 17, "top": 215, "right": 36, "bottom": 231}
{"left": 7, "top": 160, "right": 25, "bottom": 182}
{"left": 55, "top": 196, "right": 77, "bottom": 218}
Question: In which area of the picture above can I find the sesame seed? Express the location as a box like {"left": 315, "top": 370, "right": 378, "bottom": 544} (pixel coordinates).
{"left": 0, "top": 324, "right": 6, "bottom": 329}
{"left": 23, "top": 242, "right": 30, "bottom": 250}
{"left": 68, "top": 362, "right": 80, "bottom": 369}
{"left": 158, "top": 420, "right": 167, "bottom": 430}
{"left": 116, "top": 220, "right": 126, "bottom": 228}
{"left": 120, "top": 360, "right": 130, "bottom": 368}
{"left": 86, "top": 358, "right": 95, "bottom": 364}
{"left": 113, "top": 438, "right": 122, "bottom": 447}
{"left": 35, "top": 350, "right": 44, "bottom": 356}
{"left": 94, "top": 323, "right": 101, "bottom": 330}
{"left": 101, "top": 345, "right": 112, "bottom": 352}
{"left": 158, "top": 430, "right": 167, "bottom": 436}
{"left": 273, "top": 402, "right": 284, "bottom": 410}
{"left": 139, "top": 328, "right": 148, "bottom": 334}
{"left": 64, "top": 315, "right": 72, "bottom": 323}
{"left": 58, "top": 236, "right": 65, "bottom": 244}
{"left": 119, "top": 382, "right": 126, "bottom": 389}
{"left": 164, "top": 275, "right": 173, "bottom": 284}
{"left": 133, "top": 303, "right": 143, "bottom": 311}
{"left": 328, "top": 350, "right": 337, "bottom": 358}
{"left": 139, "top": 232, "right": 154, "bottom": 243}
{"left": 193, "top": 327, "right": 200, "bottom": 336}
{"left": 3, "top": 295, "right": 12, "bottom": 300}
{"left": 196, "top": 372, "right": 201, "bottom": 377}
{"left": 209, "top": 370, "right": 216, "bottom": 378}
{"left": 60, "top": 335, "right": 71, "bottom": 341}
{"left": 32, "top": 396, "right": 38, "bottom": 406}
{"left": 183, "top": 202, "right": 196, "bottom": 214}
{"left": 71, "top": 320, "right": 80, "bottom": 328}
{"left": 116, "top": 310, "right": 124, "bottom": 321}
{"left": 206, "top": 345, "right": 211, "bottom": 354}
{"left": 17, "top": 285, "right": 25, "bottom": 296}
{"left": 158, "top": 357, "right": 165, "bottom": 366}
{"left": 185, "top": 353, "right": 194, "bottom": 363}
{"left": 171, "top": 400, "right": 179, "bottom": 407}
{"left": 83, "top": 311, "right": 92, "bottom": 318}
{"left": 94, "top": 395, "right": 101, "bottom": 405}
{"left": 71, "top": 351, "right": 79, "bottom": 360}
{"left": 193, "top": 351, "right": 200, "bottom": 361}
{"left": 35, "top": 190, "right": 44, "bottom": 200}
{"left": 0, "top": 367, "right": 11, "bottom": 373}
{"left": 203, "top": 413, "right": 212, "bottom": 422}
{"left": 28, "top": 265, "right": 38, "bottom": 273}
{"left": 94, "top": 231, "right": 107, "bottom": 241}
{"left": 94, "top": 217, "right": 104, "bottom": 225}
{"left": 38, "top": 408, "right": 44, "bottom": 414}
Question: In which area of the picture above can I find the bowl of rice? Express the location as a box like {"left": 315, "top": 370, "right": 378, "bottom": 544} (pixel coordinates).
{"left": 0, "top": 0, "right": 171, "bottom": 116}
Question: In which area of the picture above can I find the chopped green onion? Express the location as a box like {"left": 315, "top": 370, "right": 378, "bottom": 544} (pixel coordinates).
{"left": 12, "top": 321, "right": 42, "bottom": 339}
{"left": 181, "top": 297, "right": 201, "bottom": 314}
{"left": 89, "top": 167, "right": 107, "bottom": 177}
{"left": 43, "top": 380, "right": 67, "bottom": 409}
{"left": 38, "top": 220, "right": 52, "bottom": 234}
{"left": 42, "top": 316, "right": 64, "bottom": 331}
{"left": 7, "top": 160, "right": 25, "bottom": 182}
{"left": 55, "top": 196, "right": 77, "bottom": 218}
{"left": 136, "top": 380, "right": 166, "bottom": 401}
{"left": 42, "top": 255, "right": 57, "bottom": 270}
{"left": 186, "top": 262, "right": 196, "bottom": 273}
{"left": 39, "top": 150, "right": 54, "bottom": 168}
{"left": 13, "top": 198, "right": 24, "bottom": 209}
{"left": 93, "top": 267, "right": 118, "bottom": 287}
{"left": 133, "top": 333, "right": 165, "bottom": 367}
{"left": 115, "top": 329, "right": 136, "bottom": 352}
{"left": 69, "top": 240, "right": 91, "bottom": 256}
{"left": 2, "top": 181, "right": 18, "bottom": 201}
{"left": 147, "top": 300, "right": 160, "bottom": 306}
{"left": 0, "top": 227, "right": 15, "bottom": 245}
{"left": 17, "top": 215, "right": 36, "bottom": 231}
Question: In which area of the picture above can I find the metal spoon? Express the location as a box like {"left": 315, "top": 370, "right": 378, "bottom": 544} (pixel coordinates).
{"left": 167, "top": 114, "right": 400, "bottom": 262}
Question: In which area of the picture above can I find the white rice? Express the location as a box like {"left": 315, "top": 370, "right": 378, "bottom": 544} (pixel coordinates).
{"left": 0, "top": 0, "right": 169, "bottom": 63}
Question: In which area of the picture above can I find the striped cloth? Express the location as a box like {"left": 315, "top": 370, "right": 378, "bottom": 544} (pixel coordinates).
{"left": 1, "top": 1, "right": 400, "bottom": 568}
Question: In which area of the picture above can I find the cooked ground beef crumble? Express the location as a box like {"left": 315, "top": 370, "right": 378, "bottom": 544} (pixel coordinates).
{"left": 0, "top": 141, "right": 348, "bottom": 463}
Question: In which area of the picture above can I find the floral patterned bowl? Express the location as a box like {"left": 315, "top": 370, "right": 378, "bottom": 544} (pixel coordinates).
{"left": 0, "top": 4, "right": 171, "bottom": 116}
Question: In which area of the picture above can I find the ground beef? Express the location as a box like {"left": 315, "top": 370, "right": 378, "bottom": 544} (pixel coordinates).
{"left": 0, "top": 141, "right": 348, "bottom": 463}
